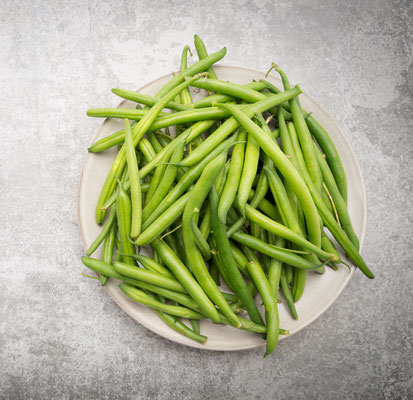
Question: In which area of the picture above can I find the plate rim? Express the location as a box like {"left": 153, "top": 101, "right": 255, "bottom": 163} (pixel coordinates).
{"left": 77, "top": 64, "right": 366, "bottom": 351}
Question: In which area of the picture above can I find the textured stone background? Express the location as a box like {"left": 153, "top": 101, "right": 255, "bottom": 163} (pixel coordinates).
{"left": 1, "top": 0, "right": 412, "bottom": 399}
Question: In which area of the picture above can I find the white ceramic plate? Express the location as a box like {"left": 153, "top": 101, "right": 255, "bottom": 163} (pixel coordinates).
{"left": 78, "top": 65, "right": 366, "bottom": 351}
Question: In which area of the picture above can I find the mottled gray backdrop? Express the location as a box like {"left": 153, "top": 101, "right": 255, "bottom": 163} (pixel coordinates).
{"left": 1, "top": 0, "right": 412, "bottom": 399}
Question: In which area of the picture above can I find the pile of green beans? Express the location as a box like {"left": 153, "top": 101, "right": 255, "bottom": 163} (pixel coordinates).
{"left": 81, "top": 35, "right": 373, "bottom": 356}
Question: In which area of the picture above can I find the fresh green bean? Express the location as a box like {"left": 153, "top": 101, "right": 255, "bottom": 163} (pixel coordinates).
{"left": 114, "top": 261, "right": 186, "bottom": 292}
{"left": 182, "top": 153, "right": 241, "bottom": 328}
{"left": 116, "top": 180, "right": 136, "bottom": 265}
{"left": 314, "top": 143, "right": 359, "bottom": 249}
{"left": 210, "top": 186, "right": 264, "bottom": 325}
{"left": 135, "top": 192, "right": 189, "bottom": 246}
{"left": 129, "top": 253, "right": 175, "bottom": 278}
{"left": 231, "top": 231, "right": 322, "bottom": 270}
{"left": 86, "top": 204, "right": 117, "bottom": 256}
{"left": 194, "top": 34, "right": 218, "bottom": 79}
{"left": 111, "top": 88, "right": 190, "bottom": 111}
{"left": 280, "top": 267, "right": 298, "bottom": 320}
{"left": 151, "top": 238, "right": 220, "bottom": 323}
{"left": 119, "top": 284, "right": 205, "bottom": 319}
{"left": 142, "top": 141, "right": 184, "bottom": 221}
{"left": 218, "top": 130, "right": 246, "bottom": 223}
{"left": 247, "top": 261, "right": 279, "bottom": 356}
{"left": 238, "top": 132, "right": 260, "bottom": 216}
{"left": 124, "top": 119, "right": 142, "bottom": 239}
{"left": 100, "top": 222, "right": 116, "bottom": 285}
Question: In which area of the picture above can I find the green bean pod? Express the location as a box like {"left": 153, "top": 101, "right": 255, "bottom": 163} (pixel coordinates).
{"left": 135, "top": 192, "right": 189, "bottom": 247}
{"left": 247, "top": 261, "right": 279, "bottom": 356}
{"left": 119, "top": 284, "right": 205, "bottom": 320}
{"left": 210, "top": 186, "right": 264, "bottom": 325}
{"left": 123, "top": 119, "right": 142, "bottom": 239}
{"left": 238, "top": 132, "right": 260, "bottom": 216}
{"left": 231, "top": 231, "right": 323, "bottom": 270}
{"left": 116, "top": 181, "right": 136, "bottom": 265}
{"left": 182, "top": 154, "right": 241, "bottom": 328}
{"left": 280, "top": 266, "right": 298, "bottom": 320}
{"left": 114, "top": 262, "right": 186, "bottom": 293}
{"left": 142, "top": 141, "right": 185, "bottom": 221}
{"left": 314, "top": 144, "right": 359, "bottom": 249}
{"left": 194, "top": 34, "right": 218, "bottom": 79}
{"left": 86, "top": 204, "right": 117, "bottom": 256}
{"left": 100, "top": 222, "right": 116, "bottom": 285}
{"left": 218, "top": 130, "right": 247, "bottom": 223}
{"left": 151, "top": 238, "right": 220, "bottom": 323}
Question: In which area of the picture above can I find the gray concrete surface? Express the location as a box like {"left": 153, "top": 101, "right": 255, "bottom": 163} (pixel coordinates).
{"left": 1, "top": 0, "right": 412, "bottom": 399}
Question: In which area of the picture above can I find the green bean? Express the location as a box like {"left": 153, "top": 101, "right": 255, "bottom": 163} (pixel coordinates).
{"left": 123, "top": 119, "right": 142, "bottom": 239}
{"left": 238, "top": 132, "right": 260, "bottom": 216}
{"left": 198, "top": 161, "right": 228, "bottom": 238}
{"left": 147, "top": 291, "right": 207, "bottom": 344}
{"left": 155, "top": 131, "right": 171, "bottom": 147}
{"left": 111, "top": 88, "right": 190, "bottom": 111}
{"left": 82, "top": 256, "right": 144, "bottom": 286}
{"left": 119, "top": 284, "right": 205, "bottom": 319}
{"left": 280, "top": 267, "right": 298, "bottom": 319}
{"left": 209, "top": 260, "right": 221, "bottom": 286}
{"left": 156, "top": 47, "right": 226, "bottom": 98}
{"left": 247, "top": 261, "right": 279, "bottom": 356}
{"left": 135, "top": 192, "right": 189, "bottom": 246}
{"left": 209, "top": 242, "right": 234, "bottom": 292}
{"left": 86, "top": 204, "right": 117, "bottom": 256}
{"left": 189, "top": 78, "right": 269, "bottom": 103}
{"left": 275, "top": 66, "right": 324, "bottom": 195}
{"left": 215, "top": 102, "right": 321, "bottom": 248}
{"left": 86, "top": 108, "right": 161, "bottom": 119}
{"left": 190, "top": 319, "right": 201, "bottom": 336}
{"left": 95, "top": 75, "right": 205, "bottom": 224}
{"left": 210, "top": 186, "right": 264, "bottom": 325}
{"left": 182, "top": 154, "right": 241, "bottom": 327}
{"left": 100, "top": 222, "right": 116, "bottom": 285}
{"left": 267, "top": 233, "right": 284, "bottom": 298}
{"left": 180, "top": 45, "right": 194, "bottom": 105}
{"left": 147, "top": 131, "right": 163, "bottom": 153}
{"left": 228, "top": 241, "right": 250, "bottom": 277}
{"left": 190, "top": 211, "right": 211, "bottom": 260}
{"left": 194, "top": 34, "right": 218, "bottom": 79}
{"left": 286, "top": 123, "right": 373, "bottom": 277}
{"left": 129, "top": 253, "right": 175, "bottom": 278}
{"left": 314, "top": 143, "right": 359, "bottom": 249}
{"left": 179, "top": 86, "right": 302, "bottom": 167}
{"left": 145, "top": 147, "right": 171, "bottom": 204}
{"left": 151, "top": 238, "right": 220, "bottom": 323}
{"left": 241, "top": 205, "right": 336, "bottom": 262}
{"left": 116, "top": 180, "right": 136, "bottom": 265}
{"left": 143, "top": 132, "right": 240, "bottom": 228}
{"left": 142, "top": 141, "right": 185, "bottom": 221}
{"left": 265, "top": 167, "right": 301, "bottom": 233}
{"left": 250, "top": 169, "right": 269, "bottom": 210}
{"left": 231, "top": 231, "right": 322, "bottom": 270}
{"left": 321, "top": 232, "right": 341, "bottom": 262}
{"left": 114, "top": 262, "right": 186, "bottom": 293}
{"left": 218, "top": 130, "right": 246, "bottom": 223}
{"left": 306, "top": 116, "right": 347, "bottom": 202}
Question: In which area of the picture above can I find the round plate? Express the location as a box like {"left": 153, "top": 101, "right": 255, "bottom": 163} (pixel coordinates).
{"left": 78, "top": 65, "right": 366, "bottom": 351}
